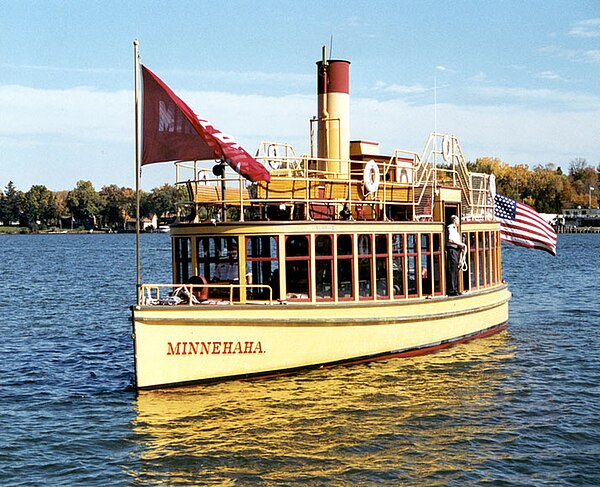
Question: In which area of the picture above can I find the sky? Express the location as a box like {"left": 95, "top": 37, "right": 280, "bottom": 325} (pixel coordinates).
{"left": 1, "top": 0, "right": 599, "bottom": 192}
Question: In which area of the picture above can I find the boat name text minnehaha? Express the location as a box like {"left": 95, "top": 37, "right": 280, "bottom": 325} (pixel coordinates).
{"left": 166, "top": 341, "right": 265, "bottom": 356}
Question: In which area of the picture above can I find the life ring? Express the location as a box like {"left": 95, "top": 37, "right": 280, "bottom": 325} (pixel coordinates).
{"left": 442, "top": 135, "right": 452, "bottom": 162}
{"left": 489, "top": 174, "right": 496, "bottom": 199}
{"left": 267, "top": 144, "right": 280, "bottom": 169}
{"left": 363, "top": 160, "right": 380, "bottom": 194}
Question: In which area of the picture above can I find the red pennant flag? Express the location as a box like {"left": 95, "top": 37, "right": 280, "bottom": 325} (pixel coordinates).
{"left": 141, "top": 65, "right": 270, "bottom": 182}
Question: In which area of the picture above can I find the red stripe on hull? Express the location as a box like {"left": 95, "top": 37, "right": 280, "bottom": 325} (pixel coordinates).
{"left": 329, "top": 322, "right": 509, "bottom": 367}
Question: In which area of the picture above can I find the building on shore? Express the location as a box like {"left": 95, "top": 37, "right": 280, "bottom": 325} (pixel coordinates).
{"left": 555, "top": 208, "right": 600, "bottom": 233}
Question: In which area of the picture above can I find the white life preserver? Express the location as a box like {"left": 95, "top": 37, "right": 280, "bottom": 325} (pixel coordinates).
{"left": 442, "top": 135, "right": 452, "bottom": 162}
{"left": 267, "top": 144, "right": 280, "bottom": 169}
{"left": 363, "top": 160, "right": 380, "bottom": 194}
{"left": 489, "top": 174, "right": 496, "bottom": 198}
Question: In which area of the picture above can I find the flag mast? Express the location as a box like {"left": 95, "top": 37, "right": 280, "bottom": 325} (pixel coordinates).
{"left": 133, "top": 40, "right": 141, "bottom": 303}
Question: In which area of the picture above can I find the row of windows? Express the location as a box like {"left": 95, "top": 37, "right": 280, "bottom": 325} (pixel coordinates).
{"left": 174, "top": 230, "right": 501, "bottom": 302}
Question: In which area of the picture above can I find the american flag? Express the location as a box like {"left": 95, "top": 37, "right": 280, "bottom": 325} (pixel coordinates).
{"left": 494, "top": 194, "right": 557, "bottom": 256}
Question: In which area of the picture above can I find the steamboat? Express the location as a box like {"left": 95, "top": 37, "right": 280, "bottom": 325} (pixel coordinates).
{"left": 132, "top": 48, "right": 510, "bottom": 389}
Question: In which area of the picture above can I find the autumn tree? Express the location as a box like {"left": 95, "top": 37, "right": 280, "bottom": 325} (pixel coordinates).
{"left": 526, "top": 164, "right": 566, "bottom": 213}
{"left": 567, "top": 158, "right": 598, "bottom": 208}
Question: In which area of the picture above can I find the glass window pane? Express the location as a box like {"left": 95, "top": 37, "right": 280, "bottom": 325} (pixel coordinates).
{"left": 376, "top": 257, "right": 388, "bottom": 297}
{"left": 393, "top": 256, "right": 404, "bottom": 297}
{"left": 338, "top": 234, "right": 353, "bottom": 255}
{"left": 316, "top": 235, "right": 332, "bottom": 256}
{"left": 286, "top": 235, "right": 309, "bottom": 256}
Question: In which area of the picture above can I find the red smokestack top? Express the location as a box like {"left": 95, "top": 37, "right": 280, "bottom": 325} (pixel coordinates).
{"left": 317, "top": 60, "right": 350, "bottom": 95}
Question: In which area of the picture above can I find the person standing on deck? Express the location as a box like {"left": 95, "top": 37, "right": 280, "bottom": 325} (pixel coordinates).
{"left": 446, "top": 215, "right": 466, "bottom": 296}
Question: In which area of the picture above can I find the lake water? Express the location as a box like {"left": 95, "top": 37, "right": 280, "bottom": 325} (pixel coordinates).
{"left": 1, "top": 233, "right": 599, "bottom": 485}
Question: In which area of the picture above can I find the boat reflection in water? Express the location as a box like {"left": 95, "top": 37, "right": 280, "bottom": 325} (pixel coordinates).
{"left": 129, "top": 331, "right": 514, "bottom": 485}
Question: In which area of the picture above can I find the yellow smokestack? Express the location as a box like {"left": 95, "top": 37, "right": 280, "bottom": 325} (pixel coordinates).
{"left": 316, "top": 49, "right": 350, "bottom": 179}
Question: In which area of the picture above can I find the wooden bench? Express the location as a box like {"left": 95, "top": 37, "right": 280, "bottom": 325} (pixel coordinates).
{"left": 256, "top": 178, "right": 308, "bottom": 200}
{"left": 187, "top": 181, "right": 249, "bottom": 206}
{"left": 254, "top": 176, "right": 413, "bottom": 220}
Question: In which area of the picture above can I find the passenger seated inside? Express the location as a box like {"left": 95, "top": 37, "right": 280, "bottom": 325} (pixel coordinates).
{"left": 214, "top": 246, "right": 240, "bottom": 283}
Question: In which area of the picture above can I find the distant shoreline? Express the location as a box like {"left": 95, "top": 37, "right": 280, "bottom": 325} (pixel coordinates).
{"left": 0, "top": 227, "right": 164, "bottom": 235}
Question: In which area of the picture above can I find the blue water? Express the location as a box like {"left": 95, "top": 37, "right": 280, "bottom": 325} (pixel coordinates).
{"left": 1, "top": 233, "right": 599, "bottom": 485}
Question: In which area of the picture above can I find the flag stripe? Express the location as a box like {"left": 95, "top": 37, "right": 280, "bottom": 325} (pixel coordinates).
{"left": 494, "top": 194, "right": 557, "bottom": 256}
{"left": 498, "top": 220, "right": 556, "bottom": 246}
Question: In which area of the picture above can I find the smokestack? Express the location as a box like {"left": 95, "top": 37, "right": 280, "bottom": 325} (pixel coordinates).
{"left": 316, "top": 49, "right": 350, "bottom": 179}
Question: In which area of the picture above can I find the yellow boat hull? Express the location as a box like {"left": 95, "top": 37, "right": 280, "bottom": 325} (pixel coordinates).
{"left": 132, "top": 286, "right": 510, "bottom": 389}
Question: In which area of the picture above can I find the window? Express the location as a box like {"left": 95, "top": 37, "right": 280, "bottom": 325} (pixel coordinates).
{"left": 486, "top": 231, "right": 494, "bottom": 286}
{"left": 358, "top": 234, "right": 373, "bottom": 299}
{"left": 392, "top": 234, "right": 405, "bottom": 298}
{"left": 196, "top": 236, "right": 239, "bottom": 283}
{"left": 478, "top": 232, "right": 485, "bottom": 287}
{"left": 375, "top": 234, "right": 389, "bottom": 299}
{"left": 174, "top": 237, "right": 192, "bottom": 284}
{"left": 421, "top": 233, "right": 432, "bottom": 295}
{"left": 469, "top": 232, "right": 477, "bottom": 290}
{"left": 285, "top": 235, "right": 310, "bottom": 300}
{"left": 406, "top": 234, "right": 418, "bottom": 296}
{"left": 246, "top": 236, "right": 278, "bottom": 300}
{"left": 491, "top": 231, "right": 499, "bottom": 285}
{"left": 337, "top": 234, "right": 354, "bottom": 300}
{"left": 432, "top": 233, "right": 442, "bottom": 295}
{"left": 315, "top": 235, "right": 333, "bottom": 300}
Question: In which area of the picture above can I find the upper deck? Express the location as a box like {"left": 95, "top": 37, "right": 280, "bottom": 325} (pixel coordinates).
{"left": 174, "top": 133, "right": 496, "bottom": 227}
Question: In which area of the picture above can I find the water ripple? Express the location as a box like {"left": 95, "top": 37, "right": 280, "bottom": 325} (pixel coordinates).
{"left": 1, "top": 233, "right": 600, "bottom": 485}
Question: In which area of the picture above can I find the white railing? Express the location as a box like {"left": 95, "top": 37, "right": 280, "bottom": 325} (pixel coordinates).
{"left": 140, "top": 283, "right": 274, "bottom": 306}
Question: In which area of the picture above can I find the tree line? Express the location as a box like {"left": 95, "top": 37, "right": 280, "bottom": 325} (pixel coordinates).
{"left": 1, "top": 157, "right": 598, "bottom": 230}
{"left": 0, "top": 180, "right": 180, "bottom": 231}
{"left": 468, "top": 157, "right": 598, "bottom": 213}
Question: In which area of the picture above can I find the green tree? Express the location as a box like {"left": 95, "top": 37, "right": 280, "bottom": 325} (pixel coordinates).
{"left": 149, "top": 184, "right": 177, "bottom": 219}
{"left": 2, "top": 181, "right": 21, "bottom": 225}
{"left": 139, "top": 190, "right": 152, "bottom": 219}
{"left": 0, "top": 191, "right": 5, "bottom": 225}
{"left": 66, "top": 180, "right": 101, "bottom": 227}
{"left": 99, "top": 185, "right": 135, "bottom": 229}
{"left": 21, "top": 185, "right": 59, "bottom": 229}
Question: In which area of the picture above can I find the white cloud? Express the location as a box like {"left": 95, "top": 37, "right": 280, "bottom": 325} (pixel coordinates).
{"left": 170, "top": 68, "right": 313, "bottom": 88}
{"left": 535, "top": 70, "right": 562, "bottom": 80}
{"left": 470, "top": 85, "right": 600, "bottom": 110}
{"left": 469, "top": 72, "right": 488, "bottom": 83}
{"left": 0, "top": 85, "right": 130, "bottom": 140}
{"left": 374, "top": 81, "right": 428, "bottom": 95}
{"left": 540, "top": 45, "right": 600, "bottom": 65}
{"left": 1, "top": 82, "right": 599, "bottom": 191}
{"left": 569, "top": 18, "right": 600, "bottom": 38}
{"left": 0, "top": 63, "right": 126, "bottom": 75}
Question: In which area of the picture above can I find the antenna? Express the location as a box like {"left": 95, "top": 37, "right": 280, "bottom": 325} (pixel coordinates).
{"left": 434, "top": 75, "right": 437, "bottom": 136}
{"left": 329, "top": 34, "right": 333, "bottom": 60}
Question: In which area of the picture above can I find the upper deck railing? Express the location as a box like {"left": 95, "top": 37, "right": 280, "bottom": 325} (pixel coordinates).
{"left": 174, "top": 134, "right": 495, "bottom": 224}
